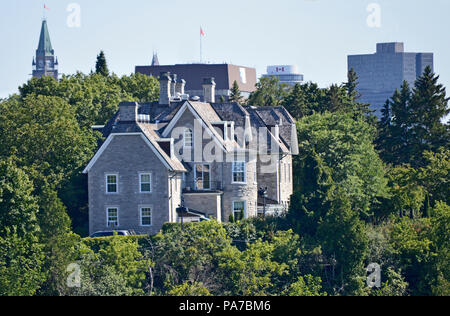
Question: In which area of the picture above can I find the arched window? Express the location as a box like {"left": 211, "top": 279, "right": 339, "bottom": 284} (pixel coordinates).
{"left": 184, "top": 129, "right": 193, "bottom": 148}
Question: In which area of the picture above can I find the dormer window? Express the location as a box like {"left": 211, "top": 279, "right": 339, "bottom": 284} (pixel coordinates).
{"left": 184, "top": 129, "right": 193, "bottom": 148}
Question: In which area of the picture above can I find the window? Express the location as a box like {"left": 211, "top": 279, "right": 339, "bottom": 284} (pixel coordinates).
{"left": 140, "top": 207, "right": 152, "bottom": 226}
{"left": 195, "top": 164, "right": 211, "bottom": 190}
{"left": 140, "top": 173, "right": 152, "bottom": 193}
{"left": 106, "top": 174, "right": 118, "bottom": 193}
{"left": 184, "top": 129, "right": 193, "bottom": 148}
{"left": 232, "top": 162, "right": 246, "bottom": 183}
{"left": 107, "top": 208, "right": 119, "bottom": 227}
{"left": 233, "top": 201, "right": 246, "bottom": 220}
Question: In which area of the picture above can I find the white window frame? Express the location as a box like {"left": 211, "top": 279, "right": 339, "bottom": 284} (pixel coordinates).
{"left": 232, "top": 201, "right": 247, "bottom": 220}
{"left": 105, "top": 174, "right": 119, "bottom": 194}
{"left": 232, "top": 162, "right": 246, "bottom": 184}
{"left": 194, "top": 164, "right": 211, "bottom": 190}
{"left": 106, "top": 207, "right": 119, "bottom": 228}
{"left": 139, "top": 173, "right": 152, "bottom": 193}
{"left": 140, "top": 206, "right": 153, "bottom": 227}
{"left": 184, "top": 128, "right": 193, "bottom": 148}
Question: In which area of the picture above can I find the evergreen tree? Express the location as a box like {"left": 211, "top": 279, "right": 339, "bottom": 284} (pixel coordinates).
{"left": 283, "top": 83, "right": 307, "bottom": 119}
{"left": 229, "top": 80, "right": 243, "bottom": 103}
{"left": 344, "top": 68, "right": 359, "bottom": 101}
{"left": 376, "top": 100, "right": 393, "bottom": 163}
{"left": 95, "top": 51, "right": 109, "bottom": 76}
{"left": 408, "top": 66, "right": 450, "bottom": 165}
{"left": 389, "top": 82, "right": 412, "bottom": 165}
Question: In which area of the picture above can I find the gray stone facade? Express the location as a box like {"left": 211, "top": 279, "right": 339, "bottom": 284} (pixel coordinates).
{"left": 87, "top": 134, "right": 176, "bottom": 235}
{"left": 84, "top": 84, "right": 299, "bottom": 236}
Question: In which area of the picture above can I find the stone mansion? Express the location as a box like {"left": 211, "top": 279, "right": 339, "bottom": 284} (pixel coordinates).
{"left": 83, "top": 73, "right": 299, "bottom": 235}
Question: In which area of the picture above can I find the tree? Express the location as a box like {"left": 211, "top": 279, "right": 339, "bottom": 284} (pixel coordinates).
{"left": 344, "top": 68, "right": 359, "bottom": 101}
{"left": 247, "top": 76, "right": 288, "bottom": 107}
{"left": 229, "top": 80, "right": 243, "bottom": 103}
{"left": 0, "top": 158, "right": 40, "bottom": 237}
{"left": 376, "top": 100, "right": 394, "bottom": 163}
{"left": 282, "top": 83, "right": 308, "bottom": 119}
{"left": 389, "top": 82, "right": 412, "bottom": 165}
{"left": 0, "top": 158, "right": 45, "bottom": 296}
{"left": 294, "top": 112, "right": 389, "bottom": 218}
{"left": 95, "top": 51, "right": 109, "bottom": 76}
{"left": 429, "top": 202, "right": 450, "bottom": 295}
{"left": 317, "top": 189, "right": 369, "bottom": 295}
{"left": 408, "top": 66, "right": 450, "bottom": 166}
{"left": 418, "top": 150, "right": 449, "bottom": 206}
{"left": 283, "top": 275, "right": 326, "bottom": 296}
{"left": 0, "top": 94, "right": 97, "bottom": 189}
{"left": 167, "top": 282, "right": 212, "bottom": 296}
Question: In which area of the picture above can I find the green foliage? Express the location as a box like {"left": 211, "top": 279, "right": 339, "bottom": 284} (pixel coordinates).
{"left": 248, "top": 76, "right": 288, "bottom": 107}
{"left": 229, "top": 80, "right": 243, "bottom": 103}
{"left": 97, "top": 235, "right": 146, "bottom": 294}
{"left": 429, "top": 202, "right": 450, "bottom": 295}
{"left": 294, "top": 112, "right": 389, "bottom": 218}
{"left": 0, "top": 231, "right": 45, "bottom": 296}
{"left": 317, "top": 190, "right": 369, "bottom": 295}
{"left": 0, "top": 94, "right": 96, "bottom": 188}
{"left": 376, "top": 67, "right": 449, "bottom": 167}
{"left": 283, "top": 275, "right": 326, "bottom": 296}
{"left": 0, "top": 158, "right": 40, "bottom": 237}
{"left": 167, "top": 282, "right": 212, "bottom": 296}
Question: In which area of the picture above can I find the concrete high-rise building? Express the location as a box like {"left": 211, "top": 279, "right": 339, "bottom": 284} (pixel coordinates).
{"left": 348, "top": 42, "right": 433, "bottom": 116}
{"left": 32, "top": 19, "right": 58, "bottom": 80}
{"left": 262, "top": 65, "right": 304, "bottom": 86}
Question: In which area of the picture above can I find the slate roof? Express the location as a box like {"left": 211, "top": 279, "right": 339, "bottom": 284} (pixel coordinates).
{"left": 100, "top": 100, "right": 298, "bottom": 169}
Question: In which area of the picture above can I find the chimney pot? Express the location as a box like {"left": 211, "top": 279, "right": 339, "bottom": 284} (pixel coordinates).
{"left": 159, "top": 72, "right": 171, "bottom": 105}
{"left": 202, "top": 77, "right": 216, "bottom": 103}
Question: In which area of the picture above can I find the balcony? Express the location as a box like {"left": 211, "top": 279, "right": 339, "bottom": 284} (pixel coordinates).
{"left": 183, "top": 181, "right": 223, "bottom": 193}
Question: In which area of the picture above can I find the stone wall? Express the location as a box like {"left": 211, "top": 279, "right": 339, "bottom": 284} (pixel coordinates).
{"left": 88, "top": 134, "right": 172, "bottom": 235}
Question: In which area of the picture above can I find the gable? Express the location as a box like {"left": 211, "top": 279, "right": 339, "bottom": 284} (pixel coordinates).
{"left": 83, "top": 133, "right": 175, "bottom": 174}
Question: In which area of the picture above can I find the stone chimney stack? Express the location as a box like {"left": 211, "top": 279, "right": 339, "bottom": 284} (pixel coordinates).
{"left": 119, "top": 102, "right": 138, "bottom": 123}
{"left": 171, "top": 74, "right": 177, "bottom": 97}
{"left": 159, "top": 72, "right": 171, "bottom": 105}
{"left": 175, "top": 79, "right": 186, "bottom": 96}
{"left": 202, "top": 77, "right": 216, "bottom": 103}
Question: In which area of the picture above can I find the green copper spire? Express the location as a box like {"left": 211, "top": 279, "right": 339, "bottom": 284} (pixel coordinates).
{"left": 37, "top": 19, "right": 54, "bottom": 56}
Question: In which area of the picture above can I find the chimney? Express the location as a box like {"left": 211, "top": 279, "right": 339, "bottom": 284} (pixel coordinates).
{"left": 159, "top": 72, "right": 171, "bottom": 105}
{"left": 119, "top": 102, "right": 138, "bottom": 123}
{"left": 272, "top": 125, "right": 280, "bottom": 141}
{"left": 176, "top": 79, "right": 186, "bottom": 96}
{"left": 171, "top": 74, "right": 177, "bottom": 97}
{"left": 202, "top": 77, "right": 216, "bottom": 103}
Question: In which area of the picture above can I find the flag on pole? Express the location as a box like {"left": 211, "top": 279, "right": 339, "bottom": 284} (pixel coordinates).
{"left": 44, "top": 4, "right": 50, "bottom": 10}
{"left": 200, "top": 27, "right": 205, "bottom": 37}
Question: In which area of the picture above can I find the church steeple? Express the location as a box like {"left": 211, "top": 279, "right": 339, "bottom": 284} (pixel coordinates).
{"left": 37, "top": 20, "right": 54, "bottom": 56}
{"left": 32, "top": 19, "right": 58, "bottom": 80}
{"left": 151, "top": 52, "right": 160, "bottom": 66}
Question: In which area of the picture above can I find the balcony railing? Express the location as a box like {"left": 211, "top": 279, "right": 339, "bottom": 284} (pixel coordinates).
{"left": 183, "top": 181, "right": 223, "bottom": 193}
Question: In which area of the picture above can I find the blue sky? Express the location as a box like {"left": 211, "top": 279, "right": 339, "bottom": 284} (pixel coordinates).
{"left": 1, "top": 0, "right": 449, "bottom": 98}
